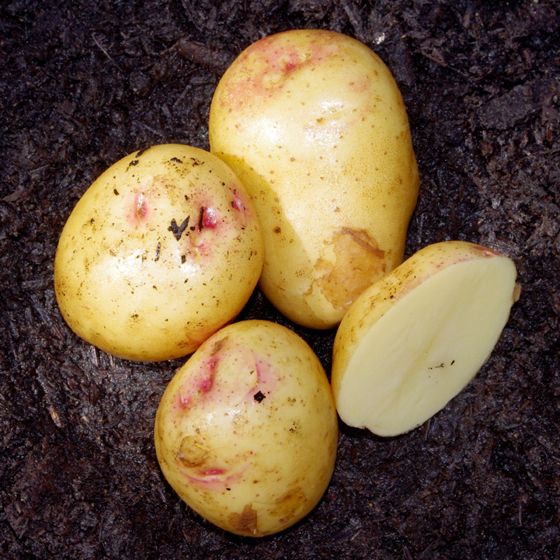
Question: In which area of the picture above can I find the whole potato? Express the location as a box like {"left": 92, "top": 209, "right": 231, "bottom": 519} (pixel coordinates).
{"left": 209, "top": 29, "right": 419, "bottom": 329}
{"left": 154, "top": 320, "right": 338, "bottom": 536}
{"left": 54, "top": 144, "right": 263, "bottom": 361}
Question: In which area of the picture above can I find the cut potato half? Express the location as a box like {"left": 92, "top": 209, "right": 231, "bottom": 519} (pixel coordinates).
{"left": 331, "top": 241, "right": 518, "bottom": 436}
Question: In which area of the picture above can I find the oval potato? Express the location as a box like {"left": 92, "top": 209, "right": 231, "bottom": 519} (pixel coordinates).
{"left": 154, "top": 320, "right": 338, "bottom": 536}
{"left": 54, "top": 144, "right": 263, "bottom": 361}
{"left": 210, "top": 29, "right": 419, "bottom": 328}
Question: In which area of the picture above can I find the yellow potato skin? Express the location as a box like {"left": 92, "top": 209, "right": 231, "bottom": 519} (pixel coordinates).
{"left": 209, "top": 29, "right": 419, "bottom": 329}
{"left": 154, "top": 320, "right": 338, "bottom": 537}
{"left": 54, "top": 144, "right": 263, "bottom": 361}
{"left": 332, "top": 241, "right": 512, "bottom": 402}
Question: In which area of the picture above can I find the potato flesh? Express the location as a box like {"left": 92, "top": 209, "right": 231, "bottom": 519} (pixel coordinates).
{"left": 336, "top": 256, "right": 517, "bottom": 436}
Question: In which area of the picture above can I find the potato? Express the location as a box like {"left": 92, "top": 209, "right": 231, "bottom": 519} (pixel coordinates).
{"left": 54, "top": 144, "right": 263, "bottom": 361}
{"left": 154, "top": 320, "right": 338, "bottom": 537}
{"left": 332, "top": 241, "right": 519, "bottom": 436}
{"left": 209, "top": 29, "right": 419, "bottom": 329}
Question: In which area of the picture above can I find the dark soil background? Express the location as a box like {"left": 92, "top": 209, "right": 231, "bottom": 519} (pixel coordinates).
{"left": 1, "top": 1, "right": 559, "bottom": 558}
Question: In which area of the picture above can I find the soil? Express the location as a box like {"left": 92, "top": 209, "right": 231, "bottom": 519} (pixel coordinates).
{"left": 1, "top": 1, "right": 559, "bottom": 558}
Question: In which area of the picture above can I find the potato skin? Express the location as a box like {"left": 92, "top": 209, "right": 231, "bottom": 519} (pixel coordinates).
{"left": 54, "top": 144, "right": 263, "bottom": 361}
{"left": 154, "top": 320, "right": 338, "bottom": 537}
{"left": 209, "top": 29, "right": 419, "bottom": 329}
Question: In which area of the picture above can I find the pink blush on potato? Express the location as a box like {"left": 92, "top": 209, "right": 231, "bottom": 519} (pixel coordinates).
{"left": 200, "top": 467, "right": 225, "bottom": 476}
{"left": 253, "top": 356, "right": 277, "bottom": 396}
{"left": 176, "top": 393, "right": 192, "bottom": 411}
{"left": 173, "top": 347, "right": 279, "bottom": 414}
{"left": 198, "top": 354, "right": 219, "bottom": 393}
{"left": 221, "top": 34, "right": 339, "bottom": 109}
{"left": 230, "top": 188, "right": 247, "bottom": 213}
{"left": 229, "top": 186, "right": 253, "bottom": 226}
{"left": 200, "top": 206, "right": 219, "bottom": 229}
{"left": 173, "top": 355, "right": 220, "bottom": 411}
{"left": 180, "top": 200, "right": 226, "bottom": 259}
{"left": 127, "top": 192, "right": 150, "bottom": 226}
{"left": 197, "top": 371, "right": 215, "bottom": 394}
{"left": 185, "top": 464, "right": 247, "bottom": 491}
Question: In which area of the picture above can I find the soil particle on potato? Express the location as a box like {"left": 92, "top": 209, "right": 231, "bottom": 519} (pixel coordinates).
{"left": 1, "top": 1, "right": 559, "bottom": 559}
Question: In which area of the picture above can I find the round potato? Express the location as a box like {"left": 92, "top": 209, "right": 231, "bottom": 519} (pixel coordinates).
{"left": 154, "top": 320, "right": 338, "bottom": 537}
{"left": 54, "top": 144, "right": 263, "bottom": 361}
{"left": 209, "top": 29, "right": 419, "bottom": 329}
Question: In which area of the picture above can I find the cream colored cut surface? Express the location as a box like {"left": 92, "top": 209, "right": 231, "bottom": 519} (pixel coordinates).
{"left": 336, "top": 257, "right": 516, "bottom": 436}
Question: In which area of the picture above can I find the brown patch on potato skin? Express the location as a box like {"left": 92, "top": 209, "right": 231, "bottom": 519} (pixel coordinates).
{"left": 315, "top": 228, "right": 385, "bottom": 310}
{"left": 176, "top": 435, "right": 209, "bottom": 468}
{"left": 229, "top": 504, "right": 258, "bottom": 536}
{"left": 270, "top": 486, "right": 307, "bottom": 524}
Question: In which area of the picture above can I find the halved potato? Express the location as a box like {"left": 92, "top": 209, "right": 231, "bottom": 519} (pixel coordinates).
{"left": 331, "top": 241, "right": 519, "bottom": 436}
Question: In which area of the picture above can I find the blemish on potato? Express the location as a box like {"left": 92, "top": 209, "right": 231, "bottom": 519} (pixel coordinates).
{"left": 230, "top": 187, "right": 249, "bottom": 217}
{"left": 471, "top": 243, "right": 499, "bottom": 258}
{"left": 270, "top": 487, "right": 306, "bottom": 523}
{"left": 229, "top": 504, "right": 258, "bottom": 535}
{"left": 127, "top": 192, "right": 149, "bottom": 225}
{"left": 175, "top": 390, "right": 192, "bottom": 410}
{"left": 314, "top": 228, "right": 385, "bottom": 310}
{"left": 199, "top": 467, "right": 226, "bottom": 476}
{"left": 176, "top": 435, "right": 209, "bottom": 468}
{"left": 199, "top": 206, "right": 219, "bottom": 229}
{"left": 126, "top": 159, "right": 139, "bottom": 171}
{"left": 198, "top": 355, "right": 218, "bottom": 394}
{"left": 168, "top": 216, "right": 190, "bottom": 241}
{"left": 253, "top": 355, "right": 277, "bottom": 395}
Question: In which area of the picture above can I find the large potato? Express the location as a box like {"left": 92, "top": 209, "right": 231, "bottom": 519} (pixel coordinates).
{"left": 209, "top": 29, "right": 419, "bottom": 329}
{"left": 332, "top": 241, "right": 519, "bottom": 436}
{"left": 54, "top": 144, "right": 263, "bottom": 361}
{"left": 154, "top": 320, "right": 338, "bottom": 537}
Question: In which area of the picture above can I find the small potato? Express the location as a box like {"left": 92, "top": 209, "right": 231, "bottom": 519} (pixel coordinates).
{"left": 332, "top": 241, "right": 519, "bottom": 437}
{"left": 210, "top": 29, "right": 419, "bottom": 329}
{"left": 154, "top": 320, "right": 338, "bottom": 537}
{"left": 54, "top": 144, "right": 263, "bottom": 361}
